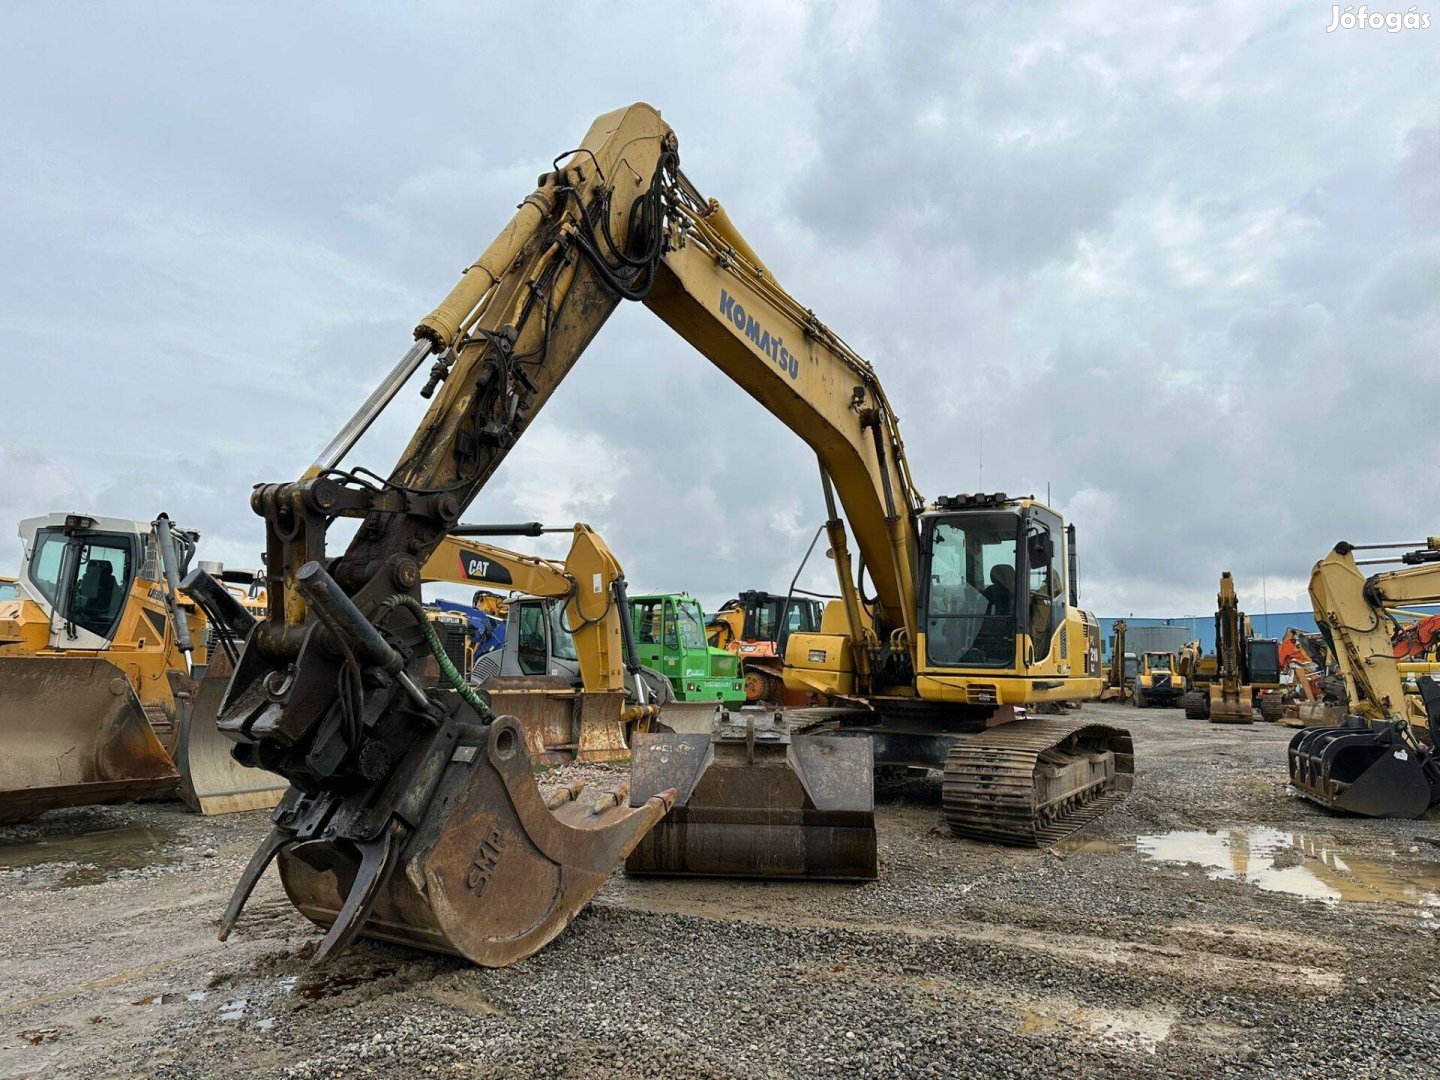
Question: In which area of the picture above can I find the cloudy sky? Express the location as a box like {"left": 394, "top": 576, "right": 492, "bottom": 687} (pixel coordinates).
{"left": 1, "top": 1, "right": 1435, "bottom": 618}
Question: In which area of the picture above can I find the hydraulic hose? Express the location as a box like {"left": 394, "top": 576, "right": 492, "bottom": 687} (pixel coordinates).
{"left": 380, "top": 594, "right": 494, "bottom": 723}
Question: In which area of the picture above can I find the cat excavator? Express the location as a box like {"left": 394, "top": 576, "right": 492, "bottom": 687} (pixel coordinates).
{"left": 1288, "top": 538, "right": 1440, "bottom": 817}
{"left": 212, "top": 103, "right": 1131, "bottom": 968}
{"left": 420, "top": 524, "right": 720, "bottom": 759}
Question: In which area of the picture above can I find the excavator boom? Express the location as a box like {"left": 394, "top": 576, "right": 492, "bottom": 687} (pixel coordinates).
{"left": 215, "top": 104, "right": 1120, "bottom": 966}
{"left": 1288, "top": 539, "right": 1440, "bottom": 817}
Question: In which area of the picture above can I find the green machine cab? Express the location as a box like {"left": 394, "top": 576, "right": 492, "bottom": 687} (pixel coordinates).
{"left": 630, "top": 594, "right": 745, "bottom": 706}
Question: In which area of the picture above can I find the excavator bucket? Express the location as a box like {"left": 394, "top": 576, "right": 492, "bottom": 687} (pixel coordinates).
{"left": 1287, "top": 717, "right": 1440, "bottom": 818}
{"left": 0, "top": 656, "right": 178, "bottom": 823}
{"left": 173, "top": 653, "right": 289, "bottom": 816}
{"left": 624, "top": 715, "right": 878, "bottom": 880}
{"left": 221, "top": 716, "right": 674, "bottom": 966}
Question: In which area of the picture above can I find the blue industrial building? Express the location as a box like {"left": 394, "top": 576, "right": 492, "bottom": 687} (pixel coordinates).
{"left": 1097, "top": 607, "right": 1440, "bottom": 659}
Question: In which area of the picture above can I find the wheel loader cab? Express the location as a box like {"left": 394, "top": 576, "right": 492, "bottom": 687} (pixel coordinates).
{"left": 27, "top": 519, "right": 139, "bottom": 646}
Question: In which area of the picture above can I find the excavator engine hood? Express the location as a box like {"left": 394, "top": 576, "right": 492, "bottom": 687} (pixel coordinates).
{"left": 624, "top": 716, "right": 878, "bottom": 881}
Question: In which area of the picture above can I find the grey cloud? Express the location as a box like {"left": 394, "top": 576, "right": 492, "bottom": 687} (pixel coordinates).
{"left": 0, "top": 1, "right": 1434, "bottom": 620}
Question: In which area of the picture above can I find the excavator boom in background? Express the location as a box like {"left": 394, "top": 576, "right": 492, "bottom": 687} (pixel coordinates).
{"left": 211, "top": 104, "right": 1129, "bottom": 968}
{"left": 421, "top": 523, "right": 720, "bottom": 758}
{"left": 1288, "top": 538, "right": 1440, "bottom": 817}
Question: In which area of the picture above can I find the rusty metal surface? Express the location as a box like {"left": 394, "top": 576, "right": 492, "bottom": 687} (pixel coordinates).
{"left": 941, "top": 719, "right": 1135, "bottom": 846}
{"left": 242, "top": 715, "right": 672, "bottom": 966}
{"left": 175, "top": 652, "right": 288, "bottom": 816}
{"left": 481, "top": 679, "right": 641, "bottom": 765}
{"left": 625, "top": 718, "right": 877, "bottom": 881}
{"left": 0, "top": 656, "right": 178, "bottom": 823}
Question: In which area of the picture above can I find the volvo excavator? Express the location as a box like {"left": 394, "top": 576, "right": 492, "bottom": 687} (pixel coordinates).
{"left": 1289, "top": 538, "right": 1440, "bottom": 818}
{"left": 211, "top": 104, "right": 1131, "bottom": 968}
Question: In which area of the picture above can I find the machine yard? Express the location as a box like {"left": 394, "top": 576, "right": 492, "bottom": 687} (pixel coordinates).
{"left": 3, "top": 705, "right": 1437, "bottom": 1080}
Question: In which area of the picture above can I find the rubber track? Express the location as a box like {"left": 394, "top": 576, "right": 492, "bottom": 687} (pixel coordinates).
{"left": 941, "top": 719, "right": 1134, "bottom": 847}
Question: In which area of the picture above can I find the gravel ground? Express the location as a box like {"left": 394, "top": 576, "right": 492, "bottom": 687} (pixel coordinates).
{"left": 2, "top": 703, "right": 1438, "bottom": 1078}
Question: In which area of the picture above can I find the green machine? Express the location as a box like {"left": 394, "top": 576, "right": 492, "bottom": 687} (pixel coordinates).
{"left": 629, "top": 593, "right": 745, "bottom": 706}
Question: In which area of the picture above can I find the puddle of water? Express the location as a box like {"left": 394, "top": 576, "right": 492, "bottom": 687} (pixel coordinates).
{"left": 1133, "top": 828, "right": 1440, "bottom": 907}
{"left": 218, "top": 998, "right": 249, "bottom": 1021}
{"left": 257, "top": 1017, "right": 276, "bottom": 1031}
{"left": 0, "top": 824, "right": 183, "bottom": 887}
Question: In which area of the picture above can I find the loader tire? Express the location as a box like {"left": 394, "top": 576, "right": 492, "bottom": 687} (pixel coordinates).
{"left": 1181, "top": 691, "right": 1208, "bottom": 720}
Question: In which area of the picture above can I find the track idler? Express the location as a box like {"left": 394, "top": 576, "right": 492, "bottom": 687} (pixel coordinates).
{"left": 219, "top": 715, "right": 673, "bottom": 965}
{"left": 1288, "top": 716, "right": 1440, "bottom": 819}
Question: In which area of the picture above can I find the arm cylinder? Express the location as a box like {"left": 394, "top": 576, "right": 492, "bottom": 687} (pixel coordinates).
{"left": 154, "top": 514, "right": 194, "bottom": 654}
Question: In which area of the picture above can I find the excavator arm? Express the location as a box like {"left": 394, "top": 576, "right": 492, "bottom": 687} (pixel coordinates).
{"left": 1288, "top": 538, "right": 1440, "bottom": 818}
{"left": 421, "top": 525, "right": 630, "bottom": 693}
{"left": 214, "top": 103, "right": 1120, "bottom": 965}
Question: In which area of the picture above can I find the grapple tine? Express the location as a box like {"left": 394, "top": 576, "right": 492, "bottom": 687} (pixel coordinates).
{"left": 312, "top": 821, "right": 408, "bottom": 962}
{"left": 218, "top": 822, "right": 291, "bottom": 941}
{"left": 1287, "top": 717, "right": 1439, "bottom": 818}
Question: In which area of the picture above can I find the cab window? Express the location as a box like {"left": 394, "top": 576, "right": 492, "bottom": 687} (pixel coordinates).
{"left": 633, "top": 599, "right": 664, "bottom": 646}
{"left": 924, "top": 512, "right": 1019, "bottom": 668}
{"left": 1025, "top": 523, "right": 1059, "bottom": 659}
{"left": 29, "top": 530, "right": 66, "bottom": 606}
{"left": 516, "top": 602, "right": 548, "bottom": 674}
{"left": 677, "top": 600, "right": 706, "bottom": 650}
{"left": 548, "top": 602, "right": 578, "bottom": 662}
{"left": 661, "top": 600, "right": 680, "bottom": 649}
{"left": 67, "top": 537, "right": 132, "bottom": 638}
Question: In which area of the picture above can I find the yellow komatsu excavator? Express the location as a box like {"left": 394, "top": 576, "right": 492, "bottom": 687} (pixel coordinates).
{"left": 420, "top": 523, "right": 719, "bottom": 760}
{"left": 0, "top": 512, "right": 286, "bottom": 821}
{"left": 211, "top": 104, "right": 1130, "bottom": 968}
{"left": 1289, "top": 538, "right": 1440, "bottom": 818}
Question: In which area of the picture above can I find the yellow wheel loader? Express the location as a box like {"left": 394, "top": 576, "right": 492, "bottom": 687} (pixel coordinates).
{"left": 1288, "top": 538, "right": 1440, "bottom": 817}
{"left": 1132, "top": 651, "right": 1185, "bottom": 708}
{"left": 211, "top": 104, "right": 1128, "bottom": 969}
{"left": 0, "top": 513, "right": 286, "bottom": 821}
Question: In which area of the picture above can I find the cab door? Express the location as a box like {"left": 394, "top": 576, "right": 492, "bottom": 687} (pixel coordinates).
{"left": 27, "top": 527, "right": 137, "bottom": 652}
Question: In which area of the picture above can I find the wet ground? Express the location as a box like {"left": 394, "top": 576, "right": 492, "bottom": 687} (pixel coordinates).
{"left": 1, "top": 704, "right": 1438, "bottom": 1078}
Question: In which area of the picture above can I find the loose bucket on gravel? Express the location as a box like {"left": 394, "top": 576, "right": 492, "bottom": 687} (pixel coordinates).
{"left": 0, "top": 655, "right": 178, "bottom": 823}
{"left": 624, "top": 715, "right": 878, "bottom": 881}
{"left": 1288, "top": 716, "right": 1440, "bottom": 818}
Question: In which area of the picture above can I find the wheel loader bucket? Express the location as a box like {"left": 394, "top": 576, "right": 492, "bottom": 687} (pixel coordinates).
{"left": 1287, "top": 717, "right": 1440, "bottom": 819}
{"left": 221, "top": 715, "right": 675, "bottom": 967}
{"left": 624, "top": 715, "right": 878, "bottom": 881}
{"left": 174, "top": 653, "right": 289, "bottom": 816}
{"left": 654, "top": 700, "right": 722, "bottom": 735}
{"left": 0, "top": 656, "right": 178, "bottom": 824}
